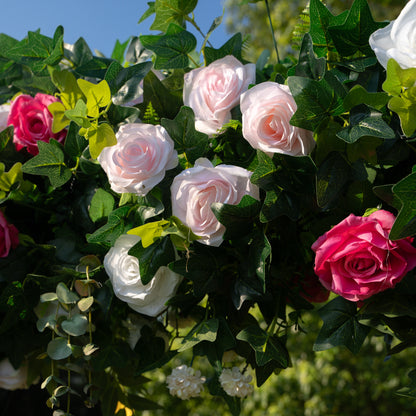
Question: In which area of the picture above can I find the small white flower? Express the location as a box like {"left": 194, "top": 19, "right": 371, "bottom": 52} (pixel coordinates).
{"left": 166, "top": 365, "right": 205, "bottom": 400}
{"left": 219, "top": 367, "right": 254, "bottom": 398}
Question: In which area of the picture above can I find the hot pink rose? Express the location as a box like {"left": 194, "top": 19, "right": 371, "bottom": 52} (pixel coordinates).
{"left": 240, "top": 82, "right": 315, "bottom": 156}
{"left": 0, "top": 211, "right": 19, "bottom": 258}
{"left": 98, "top": 123, "right": 178, "bottom": 196}
{"left": 183, "top": 55, "right": 256, "bottom": 136}
{"left": 171, "top": 158, "right": 259, "bottom": 247}
{"left": 7, "top": 93, "right": 66, "bottom": 155}
{"left": 312, "top": 210, "right": 416, "bottom": 302}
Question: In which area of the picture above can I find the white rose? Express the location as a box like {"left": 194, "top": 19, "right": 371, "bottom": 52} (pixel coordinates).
{"left": 98, "top": 123, "right": 178, "bottom": 196}
{"left": 171, "top": 158, "right": 259, "bottom": 247}
{"left": 369, "top": 0, "right": 416, "bottom": 69}
{"left": 0, "top": 359, "right": 28, "bottom": 390}
{"left": 183, "top": 55, "right": 256, "bottom": 136}
{"left": 0, "top": 104, "right": 10, "bottom": 132}
{"left": 219, "top": 367, "right": 253, "bottom": 398}
{"left": 104, "top": 234, "right": 182, "bottom": 317}
{"left": 241, "top": 82, "right": 315, "bottom": 156}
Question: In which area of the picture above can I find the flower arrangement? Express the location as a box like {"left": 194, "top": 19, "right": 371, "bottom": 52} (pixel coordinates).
{"left": 1, "top": 0, "right": 416, "bottom": 414}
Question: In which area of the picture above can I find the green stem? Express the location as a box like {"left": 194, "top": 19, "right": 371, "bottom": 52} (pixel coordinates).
{"left": 264, "top": 0, "right": 281, "bottom": 64}
{"left": 185, "top": 15, "right": 213, "bottom": 48}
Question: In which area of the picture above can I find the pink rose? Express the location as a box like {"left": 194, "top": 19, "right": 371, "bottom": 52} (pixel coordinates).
{"left": 171, "top": 158, "right": 259, "bottom": 247}
{"left": 312, "top": 210, "right": 416, "bottom": 302}
{"left": 98, "top": 123, "right": 178, "bottom": 196}
{"left": 0, "top": 211, "right": 19, "bottom": 258}
{"left": 240, "top": 82, "right": 315, "bottom": 156}
{"left": 183, "top": 55, "right": 256, "bottom": 136}
{"left": 7, "top": 93, "right": 66, "bottom": 155}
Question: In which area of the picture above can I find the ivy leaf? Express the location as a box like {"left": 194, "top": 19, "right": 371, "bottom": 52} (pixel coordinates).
{"left": 21, "top": 140, "right": 72, "bottom": 188}
{"left": 0, "top": 162, "right": 23, "bottom": 192}
{"left": 236, "top": 325, "right": 289, "bottom": 368}
{"left": 343, "top": 85, "right": 390, "bottom": 111}
{"left": 313, "top": 296, "right": 370, "bottom": 354}
{"left": 128, "top": 219, "right": 170, "bottom": 248}
{"left": 128, "top": 237, "right": 175, "bottom": 285}
{"left": 308, "top": 0, "right": 348, "bottom": 56}
{"left": 382, "top": 59, "right": 416, "bottom": 97}
{"left": 388, "top": 90, "right": 416, "bottom": 137}
{"left": 204, "top": 33, "right": 243, "bottom": 65}
{"left": 328, "top": 0, "right": 387, "bottom": 56}
{"left": 161, "top": 106, "right": 209, "bottom": 163}
{"left": 211, "top": 195, "right": 261, "bottom": 240}
{"left": 64, "top": 99, "right": 90, "bottom": 128}
{"left": 49, "top": 68, "right": 84, "bottom": 109}
{"left": 140, "top": 24, "right": 196, "bottom": 70}
{"left": 87, "top": 206, "right": 132, "bottom": 247}
{"left": 48, "top": 101, "right": 69, "bottom": 133}
{"left": 288, "top": 72, "right": 346, "bottom": 131}
{"left": 150, "top": 0, "right": 197, "bottom": 32}
{"left": 139, "top": 2, "right": 156, "bottom": 24}
{"left": 293, "top": 33, "right": 326, "bottom": 80}
{"left": 390, "top": 172, "right": 416, "bottom": 240}
{"left": 179, "top": 318, "right": 219, "bottom": 352}
{"left": 77, "top": 79, "right": 112, "bottom": 118}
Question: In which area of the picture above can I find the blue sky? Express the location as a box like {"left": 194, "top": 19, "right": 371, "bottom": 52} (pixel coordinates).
{"left": 2, "top": 0, "right": 229, "bottom": 57}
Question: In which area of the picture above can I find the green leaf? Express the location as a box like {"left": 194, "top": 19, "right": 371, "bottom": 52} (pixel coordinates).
{"left": 48, "top": 101, "right": 69, "bottom": 133}
{"left": 308, "top": 0, "right": 348, "bottom": 56}
{"left": 343, "top": 85, "right": 390, "bottom": 111}
{"left": 106, "top": 61, "right": 152, "bottom": 105}
{"left": 86, "top": 123, "right": 117, "bottom": 159}
{"left": 89, "top": 188, "right": 115, "bottom": 223}
{"left": 337, "top": 110, "right": 395, "bottom": 143}
{"left": 316, "top": 152, "right": 350, "bottom": 208}
{"left": 313, "top": 296, "right": 370, "bottom": 354}
{"left": 47, "top": 337, "right": 72, "bottom": 360}
{"left": 140, "top": 70, "right": 183, "bottom": 119}
{"left": 293, "top": 33, "right": 326, "bottom": 80}
{"left": 236, "top": 325, "right": 289, "bottom": 368}
{"left": 161, "top": 106, "right": 209, "bottom": 163}
{"left": 138, "top": 2, "right": 156, "bottom": 24}
{"left": 288, "top": 73, "right": 346, "bottom": 131}
{"left": 56, "top": 282, "right": 79, "bottom": 305}
{"left": 140, "top": 25, "right": 197, "bottom": 69}
{"left": 397, "top": 369, "right": 416, "bottom": 399}
{"left": 61, "top": 314, "right": 88, "bottom": 336}
{"left": 64, "top": 122, "right": 88, "bottom": 160}
{"left": 150, "top": 0, "right": 197, "bottom": 32}
{"left": 111, "top": 38, "right": 130, "bottom": 64}
{"left": 204, "top": 33, "right": 243, "bottom": 65}
{"left": 21, "top": 140, "right": 72, "bottom": 188}
{"left": 179, "top": 318, "right": 219, "bottom": 352}
{"left": 0, "top": 126, "right": 13, "bottom": 153}
{"left": 87, "top": 206, "right": 132, "bottom": 246}
{"left": 211, "top": 195, "right": 261, "bottom": 240}
{"left": 390, "top": 172, "right": 416, "bottom": 240}
{"left": 128, "top": 237, "right": 175, "bottom": 285}
{"left": 328, "top": 0, "right": 387, "bottom": 56}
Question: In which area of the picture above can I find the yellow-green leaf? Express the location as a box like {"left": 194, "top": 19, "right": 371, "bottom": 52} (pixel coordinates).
{"left": 64, "top": 99, "right": 90, "bottom": 129}
{"left": 48, "top": 101, "right": 69, "bottom": 133}
{"left": 50, "top": 69, "right": 84, "bottom": 109}
{"left": 128, "top": 220, "right": 170, "bottom": 248}
{"left": 77, "top": 79, "right": 111, "bottom": 118}
{"left": 0, "top": 162, "right": 22, "bottom": 192}
{"left": 87, "top": 123, "right": 116, "bottom": 159}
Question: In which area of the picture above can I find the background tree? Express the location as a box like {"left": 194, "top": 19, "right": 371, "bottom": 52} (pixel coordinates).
{"left": 224, "top": 0, "right": 406, "bottom": 61}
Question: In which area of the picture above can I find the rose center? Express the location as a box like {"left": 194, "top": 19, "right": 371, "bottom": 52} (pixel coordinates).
{"left": 29, "top": 117, "right": 44, "bottom": 134}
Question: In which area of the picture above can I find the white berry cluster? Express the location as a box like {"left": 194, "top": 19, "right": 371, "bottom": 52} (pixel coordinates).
{"left": 166, "top": 365, "right": 206, "bottom": 400}
{"left": 219, "top": 367, "right": 254, "bottom": 398}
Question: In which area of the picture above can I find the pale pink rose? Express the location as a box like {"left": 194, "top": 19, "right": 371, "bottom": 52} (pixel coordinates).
{"left": 312, "top": 210, "right": 416, "bottom": 302}
{"left": 241, "top": 82, "right": 315, "bottom": 156}
{"left": 184, "top": 55, "right": 256, "bottom": 136}
{"left": 0, "top": 211, "right": 19, "bottom": 258}
{"left": 7, "top": 93, "right": 66, "bottom": 155}
{"left": 171, "top": 158, "right": 259, "bottom": 247}
{"left": 98, "top": 123, "right": 178, "bottom": 196}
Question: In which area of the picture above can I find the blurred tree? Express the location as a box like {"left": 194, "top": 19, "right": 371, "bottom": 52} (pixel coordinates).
{"left": 223, "top": 0, "right": 406, "bottom": 61}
